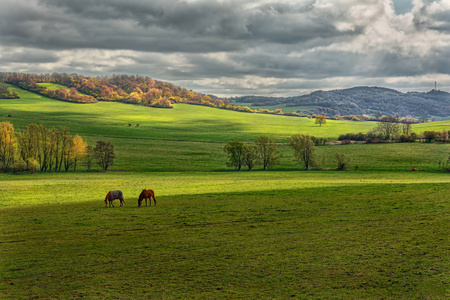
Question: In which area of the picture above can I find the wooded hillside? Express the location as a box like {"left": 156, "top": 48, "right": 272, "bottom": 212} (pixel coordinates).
{"left": 0, "top": 72, "right": 230, "bottom": 109}
{"left": 232, "top": 86, "right": 450, "bottom": 118}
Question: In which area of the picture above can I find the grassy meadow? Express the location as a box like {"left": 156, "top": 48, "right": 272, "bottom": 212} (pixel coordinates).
{"left": 0, "top": 85, "right": 449, "bottom": 299}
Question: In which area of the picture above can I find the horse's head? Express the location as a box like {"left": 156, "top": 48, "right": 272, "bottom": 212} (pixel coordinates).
{"left": 105, "top": 191, "right": 111, "bottom": 207}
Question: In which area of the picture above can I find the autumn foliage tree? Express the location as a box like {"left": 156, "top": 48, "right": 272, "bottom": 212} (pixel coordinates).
{"left": 0, "top": 121, "right": 17, "bottom": 171}
{"left": 0, "top": 122, "right": 88, "bottom": 173}
{"left": 315, "top": 115, "right": 327, "bottom": 126}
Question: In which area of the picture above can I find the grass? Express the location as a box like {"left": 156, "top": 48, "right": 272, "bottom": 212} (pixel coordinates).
{"left": 0, "top": 85, "right": 449, "bottom": 298}
{"left": 36, "top": 82, "right": 89, "bottom": 96}
{"left": 1, "top": 171, "right": 449, "bottom": 299}
{"left": 36, "top": 82, "right": 72, "bottom": 91}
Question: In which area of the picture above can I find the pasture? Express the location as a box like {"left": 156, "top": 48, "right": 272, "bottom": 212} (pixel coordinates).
{"left": 1, "top": 171, "right": 449, "bottom": 299}
{"left": 0, "top": 86, "right": 449, "bottom": 299}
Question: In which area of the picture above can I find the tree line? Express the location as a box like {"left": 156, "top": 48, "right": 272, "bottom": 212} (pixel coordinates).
{"left": 224, "top": 135, "right": 351, "bottom": 171}
{"left": 0, "top": 122, "right": 115, "bottom": 173}
{"left": 338, "top": 117, "right": 449, "bottom": 144}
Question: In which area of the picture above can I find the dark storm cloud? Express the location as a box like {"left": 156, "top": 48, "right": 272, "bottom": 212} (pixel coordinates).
{"left": 0, "top": 0, "right": 363, "bottom": 52}
{"left": 1, "top": 0, "right": 450, "bottom": 96}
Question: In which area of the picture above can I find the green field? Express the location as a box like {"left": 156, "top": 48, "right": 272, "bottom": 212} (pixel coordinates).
{"left": 0, "top": 86, "right": 449, "bottom": 299}
{"left": 36, "top": 82, "right": 89, "bottom": 96}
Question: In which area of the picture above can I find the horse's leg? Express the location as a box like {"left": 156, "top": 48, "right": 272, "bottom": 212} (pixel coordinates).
{"left": 153, "top": 195, "right": 156, "bottom": 206}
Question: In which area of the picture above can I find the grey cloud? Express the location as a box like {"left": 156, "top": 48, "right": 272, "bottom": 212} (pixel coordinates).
{"left": 0, "top": 48, "right": 59, "bottom": 64}
{"left": 0, "top": 0, "right": 363, "bottom": 52}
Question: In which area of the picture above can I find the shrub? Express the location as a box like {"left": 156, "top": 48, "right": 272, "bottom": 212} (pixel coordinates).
{"left": 334, "top": 152, "right": 351, "bottom": 171}
{"left": 341, "top": 139, "right": 352, "bottom": 145}
{"left": 398, "top": 134, "right": 415, "bottom": 143}
{"left": 11, "top": 159, "right": 27, "bottom": 173}
{"left": 27, "top": 159, "right": 39, "bottom": 173}
{"left": 423, "top": 131, "right": 438, "bottom": 143}
{"left": 310, "top": 136, "right": 328, "bottom": 146}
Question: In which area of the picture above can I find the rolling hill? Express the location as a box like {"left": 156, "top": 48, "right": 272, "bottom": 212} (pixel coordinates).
{"left": 232, "top": 86, "right": 450, "bottom": 118}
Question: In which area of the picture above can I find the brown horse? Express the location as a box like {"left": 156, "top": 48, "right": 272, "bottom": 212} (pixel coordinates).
{"left": 105, "top": 190, "right": 124, "bottom": 207}
{"left": 138, "top": 189, "right": 156, "bottom": 207}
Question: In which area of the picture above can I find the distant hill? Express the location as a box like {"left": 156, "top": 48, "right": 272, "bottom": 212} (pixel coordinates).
{"left": 232, "top": 86, "right": 450, "bottom": 118}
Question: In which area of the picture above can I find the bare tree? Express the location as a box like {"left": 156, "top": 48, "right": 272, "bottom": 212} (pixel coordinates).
{"left": 373, "top": 116, "right": 401, "bottom": 141}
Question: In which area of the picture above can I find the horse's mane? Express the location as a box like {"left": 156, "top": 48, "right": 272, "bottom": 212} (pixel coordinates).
{"left": 105, "top": 191, "right": 111, "bottom": 200}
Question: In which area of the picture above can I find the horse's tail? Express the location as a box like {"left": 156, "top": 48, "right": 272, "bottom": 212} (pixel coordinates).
{"left": 151, "top": 190, "right": 156, "bottom": 205}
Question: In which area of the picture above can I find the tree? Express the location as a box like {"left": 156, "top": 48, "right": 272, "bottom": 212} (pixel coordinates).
{"left": 441, "top": 130, "right": 449, "bottom": 144}
{"left": 223, "top": 141, "right": 246, "bottom": 170}
{"left": 289, "top": 134, "right": 318, "bottom": 170}
{"left": 419, "top": 116, "right": 428, "bottom": 123}
{"left": 57, "top": 127, "right": 72, "bottom": 172}
{"left": 94, "top": 140, "right": 115, "bottom": 170}
{"left": 374, "top": 111, "right": 382, "bottom": 119}
{"left": 423, "top": 131, "right": 438, "bottom": 143}
{"left": 315, "top": 115, "right": 327, "bottom": 126}
{"left": 83, "top": 145, "right": 95, "bottom": 171}
{"left": 38, "top": 124, "right": 51, "bottom": 171}
{"left": 17, "top": 123, "right": 40, "bottom": 169}
{"left": 71, "top": 134, "right": 87, "bottom": 171}
{"left": 0, "top": 121, "right": 17, "bottom": 171}
{"left": 401, "top": 120, "right": 413, "bottom": 135}
{"left": 243, "top": 144, "right": 258, "bottom": 171}
{"left": 373, "top": 116, "right": 401, "bottom": 140}
{"left": 334, "top": 152, "right": 351, "bottom": 170}
{"left": 255, "top": 135, "right": 280, "bottom": 170}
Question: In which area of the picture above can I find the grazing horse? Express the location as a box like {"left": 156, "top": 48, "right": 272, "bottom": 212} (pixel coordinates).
{"left": 138, "top": 189, "right": 156, "bottom": 207}
{"left": 105, "top": 190, "right": 124, "bottom": 207}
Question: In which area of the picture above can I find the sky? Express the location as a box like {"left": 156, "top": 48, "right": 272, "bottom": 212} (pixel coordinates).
{"left": 1, "top": 0, "right": 450, "bottom": 97}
